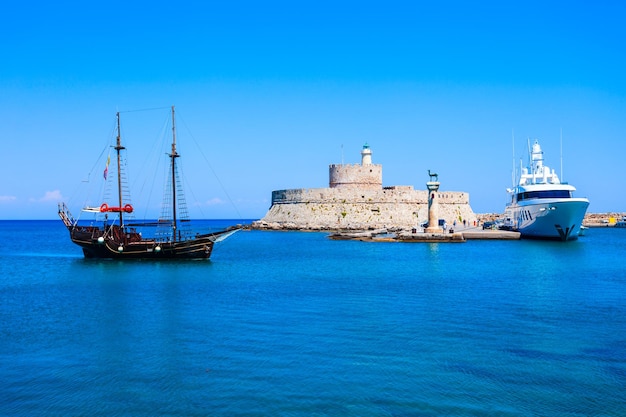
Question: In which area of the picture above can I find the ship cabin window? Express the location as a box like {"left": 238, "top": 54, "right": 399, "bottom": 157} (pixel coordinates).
{"left": 516, "top": 190, "right": 571, "bottom": 201}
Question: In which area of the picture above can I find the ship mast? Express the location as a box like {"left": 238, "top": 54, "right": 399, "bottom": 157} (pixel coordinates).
{"left": 115, "top": 112, "right": 125, "bottom": 228}
{"left": 170, "top": 106, "right": 179, "bottom": 242}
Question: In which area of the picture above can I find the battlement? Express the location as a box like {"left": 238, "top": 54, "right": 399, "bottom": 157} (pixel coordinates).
{"left": 271, "top": 188, "right": 469, "bottom": 205}
{"left": 329, "top": 163, "right": 382, "bottom": 189}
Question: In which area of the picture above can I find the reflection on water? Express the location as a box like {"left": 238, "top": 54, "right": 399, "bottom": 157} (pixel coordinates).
{"left": 0, "top": 223, "right": 625, "bottom": 415}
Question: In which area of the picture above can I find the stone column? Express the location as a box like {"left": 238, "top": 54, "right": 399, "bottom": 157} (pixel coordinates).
{"left": 425, "top": 180, "right": 442, "bottom": 233}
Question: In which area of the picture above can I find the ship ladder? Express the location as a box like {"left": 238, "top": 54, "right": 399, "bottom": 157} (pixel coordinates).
{"left": 58, "top": 203, "right": 76, "bottom": 228}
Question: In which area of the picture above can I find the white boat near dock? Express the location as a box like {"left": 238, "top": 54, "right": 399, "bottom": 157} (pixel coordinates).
{"left": 503, "top": 140, "right": 589, "bottom": 241}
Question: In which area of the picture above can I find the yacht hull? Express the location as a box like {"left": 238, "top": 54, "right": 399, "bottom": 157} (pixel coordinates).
{"left": 505, "top": 199, "right": 589, "bottom": 241}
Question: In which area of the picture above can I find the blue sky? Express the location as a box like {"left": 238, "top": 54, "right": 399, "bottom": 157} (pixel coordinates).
{"left": 2, "top": 1, "right": 625, "bottom": 219}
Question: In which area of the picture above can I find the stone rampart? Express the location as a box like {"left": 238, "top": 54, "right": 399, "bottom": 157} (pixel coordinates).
{"left": 255, "top": 187, "right": 475, "bottom": 230}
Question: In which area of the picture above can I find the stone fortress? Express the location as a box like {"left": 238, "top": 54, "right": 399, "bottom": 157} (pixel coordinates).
{"left": 253, "top": 144, "right": 477, "bottom": 231}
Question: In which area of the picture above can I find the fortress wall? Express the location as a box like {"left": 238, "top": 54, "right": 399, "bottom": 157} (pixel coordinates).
{"left": 260, "top": 187, "right": 475, "bottom": 230}
{"left": 271, "top": 188, "right": 469, "bottom": 205}
{"left": 329, "top": 164, "right": 382, "bottom": 189}
{"left": 255, "top": 145, "right": 475, "bottom": 231}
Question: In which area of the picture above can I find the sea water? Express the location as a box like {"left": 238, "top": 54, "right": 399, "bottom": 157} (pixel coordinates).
{"left": 1, "top": 220, "right": 625, "bottom": 416}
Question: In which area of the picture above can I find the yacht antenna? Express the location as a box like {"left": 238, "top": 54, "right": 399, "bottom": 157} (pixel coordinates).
{"left": 511, "top": 129, "right": 515, "bottom": 187}
{"left": 527, "top": 137, "right": 533, "bottom": 183}
{"left": 560, "top": 128, "right": 563, "bottom": 181}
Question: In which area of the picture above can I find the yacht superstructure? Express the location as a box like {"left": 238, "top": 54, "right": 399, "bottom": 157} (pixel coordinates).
{"left": 503, "top": 140, "right": 589, "bottom": 241}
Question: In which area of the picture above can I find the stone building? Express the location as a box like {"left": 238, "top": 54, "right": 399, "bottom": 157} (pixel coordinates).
{"left": 253, "top": 144, "right": 476, "bottom": 230}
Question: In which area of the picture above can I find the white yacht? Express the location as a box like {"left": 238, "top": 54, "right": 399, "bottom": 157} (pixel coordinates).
{"left": 503, "top": 140, "right": 589, "bottom": 241}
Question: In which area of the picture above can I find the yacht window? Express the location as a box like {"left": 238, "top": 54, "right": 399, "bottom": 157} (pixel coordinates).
{"left": 518, "top": 190, "right": 571, "bottom": 201}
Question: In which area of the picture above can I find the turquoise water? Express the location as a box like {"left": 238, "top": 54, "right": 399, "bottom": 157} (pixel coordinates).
{"left": 1, "top": 220, "right": 625, "bottom": 416}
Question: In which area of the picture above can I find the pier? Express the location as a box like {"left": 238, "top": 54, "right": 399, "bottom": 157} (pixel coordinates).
{"left": 328, "top": 227, "right": 521, "bottom": 242}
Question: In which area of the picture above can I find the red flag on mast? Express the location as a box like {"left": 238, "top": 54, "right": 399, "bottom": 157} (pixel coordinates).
{"left": 103, "top": 155, "right": 110, "bottom": 180}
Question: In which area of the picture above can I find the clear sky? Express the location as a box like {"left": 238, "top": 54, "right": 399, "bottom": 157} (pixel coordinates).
{"left": 2, "top": 1, "right": 625, "bottom": 219}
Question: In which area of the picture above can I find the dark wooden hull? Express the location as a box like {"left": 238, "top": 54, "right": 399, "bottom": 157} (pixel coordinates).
{"left": 66, "top": 225, "right": 233, "bottom": 260}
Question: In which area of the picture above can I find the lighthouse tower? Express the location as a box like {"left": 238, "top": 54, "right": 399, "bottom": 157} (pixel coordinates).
{"left": 328, "top": 143, "right": 382, "bottom": 190}
{"left": 361, "top": 143, "right": 372, "bottom": 165}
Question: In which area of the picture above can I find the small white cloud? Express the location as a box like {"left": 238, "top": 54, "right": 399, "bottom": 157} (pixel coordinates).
{"left": 30, "top": 190, "right": 64, "bottom": 203}
{"left": 205, "top": 197, "right": 224, "bottom": 206}
{"left": 0, "top": 195, "right": 17, "bottom": 203}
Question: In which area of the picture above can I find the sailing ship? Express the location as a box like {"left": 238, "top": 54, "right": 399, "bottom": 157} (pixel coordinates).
{"left": 503, "top": 139, "right": 589, "bottom": 241}
{"left": 58, "top": 106, "right": 239, "bottom": 259}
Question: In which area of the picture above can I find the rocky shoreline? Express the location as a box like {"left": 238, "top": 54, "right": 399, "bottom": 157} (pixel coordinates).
{"left": 581, "top": 213, "right": 626, "bottom": 227}
{"left": 249, "top": 212, "right": 625, "bottom": 231}
{"left": 476, "top": 212, "right": 625, "bottom": 228}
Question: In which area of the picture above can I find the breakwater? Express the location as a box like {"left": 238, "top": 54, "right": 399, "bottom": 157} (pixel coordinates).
{"left": 476, "top": 212, "right": 626, "bottom": 228}
{"left": 252, "top": 186, "right": 476, "bottom": 231}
